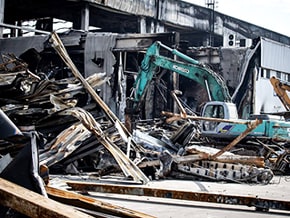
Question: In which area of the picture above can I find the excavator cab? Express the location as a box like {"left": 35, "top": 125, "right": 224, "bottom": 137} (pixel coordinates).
{"left": 201, "top": 101, "right": 239, "bottom": 135}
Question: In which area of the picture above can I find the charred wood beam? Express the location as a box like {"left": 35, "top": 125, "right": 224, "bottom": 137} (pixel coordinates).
{"left": 50, "top": 32, "right": 145, "bottom": 153}
{"left": 67, "top": 181, "right": 290, "bottom": 212}
{"left": 0, "top": 178, "right": 94, "bottom": 218}
{"left": 50, "top": 32, "right": 120, "bottom": 126}
{"left": 162, "top": 111, "right": 255, "bottom": 124}
{"left": 176, "top": 153, "right": 265, "bottom": 168}
{"left": 210, "top": 119, "right": 262, "bottom": 159}
{"left": 50, "top": 32, "right": 149, "bottom": 183}
{"left": 46, "top": 186, "right": 155, "bottom": 218}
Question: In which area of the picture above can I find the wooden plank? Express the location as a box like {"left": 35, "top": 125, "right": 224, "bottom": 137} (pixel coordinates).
{"left": 161, "top": 111, "right": 252, "bottom": 124}
{"left": 210, "top": 119, "right": 262, "bottom": 159}
{"left": 0, "top": 178, "right": 93, "bottom": 218}
{"left": 46, "top": 186, "right": 155, "bottom": 218}
{"left": 49, "top": 32, "right": 144, "bottom": 153}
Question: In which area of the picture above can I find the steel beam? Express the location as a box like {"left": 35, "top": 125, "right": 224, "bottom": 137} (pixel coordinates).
{"left": 67, "top": 181, "right": 290, "bottom": 212}
{"left": 114, "top": 32, "right": 178, "bottom": 51}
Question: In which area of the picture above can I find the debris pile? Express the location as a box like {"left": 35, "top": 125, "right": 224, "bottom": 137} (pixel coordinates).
{"left": 0, "top": 33, "right": 289, "bottom": 188}
{"left": 0, "top": 32, "right": 290, "bottom": 216}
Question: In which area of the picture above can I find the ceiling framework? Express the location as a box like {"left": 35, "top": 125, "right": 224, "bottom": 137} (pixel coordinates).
{"left": 4, "top": 0, "right": 290, "bottom": 47}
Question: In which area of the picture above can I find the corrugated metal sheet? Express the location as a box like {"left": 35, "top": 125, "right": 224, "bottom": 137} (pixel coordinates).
{"left": 99, "top": 0, "right": 156, "bottom": 17}
{"left": 261, "top": 37, "right": 290, "bottom": 74}
{"left": 159, "top": 0, "right": 208, "bottom": 29}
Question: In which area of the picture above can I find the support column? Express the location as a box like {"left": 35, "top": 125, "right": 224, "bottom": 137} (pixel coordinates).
{"left": 73, "top": 3, "right": 90, "bottom": 31}
{"left": 150, "top": 20, "right": 155, "bottom": 33}
{"left": 139, "top": 17, "right": 146, "bottom": 33}
{"left": 0, "top": 0, "right": 5, "bottom": 37}
{"left": 81, "top": 3, "right": 90, "bottom": 31}
{"left": 156, "top": 22, "right": 164, "bottom": 33}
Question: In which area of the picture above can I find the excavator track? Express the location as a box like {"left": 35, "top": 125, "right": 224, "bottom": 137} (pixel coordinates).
{"left": 176, "top": 160, "right": 274, "bottom": 184}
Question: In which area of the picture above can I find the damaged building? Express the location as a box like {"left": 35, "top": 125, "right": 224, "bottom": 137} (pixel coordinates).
{"left": 1, "top": 0, "right": 290, "bottom": 118}
{"left": 0, "top": 0, "right": 290, "bottom": 217}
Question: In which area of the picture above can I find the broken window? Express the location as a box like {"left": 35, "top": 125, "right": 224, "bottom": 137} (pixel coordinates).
{"left": 260, "top": 68, "right": 264, "bottom": 78}
{"left": 277, "top": 71, "right": 281, "bottom": 79}
{"left": 266, "top": 69, "right": 270, "bottom": 79}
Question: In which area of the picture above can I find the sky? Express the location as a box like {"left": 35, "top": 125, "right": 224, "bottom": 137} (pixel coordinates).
{"left": 184, "top": 0, "right": 290, "bottom": 37}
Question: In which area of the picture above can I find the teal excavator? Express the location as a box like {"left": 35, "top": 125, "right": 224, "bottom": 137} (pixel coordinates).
{"left": 133, "top": 41, "right": 231, "bottom": 105}
{"left": 130, "top": 41, "right": 290, "bottom": 142}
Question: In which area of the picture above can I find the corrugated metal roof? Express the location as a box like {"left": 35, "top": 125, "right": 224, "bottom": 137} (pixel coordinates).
{"left": 261, "top": 37, "right": 290, "bottom": 74}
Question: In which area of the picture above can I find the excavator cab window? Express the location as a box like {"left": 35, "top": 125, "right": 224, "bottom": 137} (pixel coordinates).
{"left": 203, "top": 105, "right": 224, "bottom": 119}
{"left": 202, "top": 104, "right": 224, "bottom": 131}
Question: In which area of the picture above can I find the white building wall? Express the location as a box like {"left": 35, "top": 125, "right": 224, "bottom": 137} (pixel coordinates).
{"left": 254, "top": 68, "right": 285, "bottom": 114}
{"left": 261, "top": 37, "right": 290, "bottom": 74}
{"left": 254, "top": 38, "right": 290, "bottom": 114}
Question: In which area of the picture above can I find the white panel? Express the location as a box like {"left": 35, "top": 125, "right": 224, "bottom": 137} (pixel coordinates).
{"left": 261, "top": 37, "right": 290, "bottom": 74}
{"left": 254, "top": 76, "right": 285, "bottom": 114}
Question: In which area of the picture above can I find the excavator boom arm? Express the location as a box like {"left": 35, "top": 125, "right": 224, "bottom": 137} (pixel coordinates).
{"left": 134, "top": 41, "right": 231, "bottom": 107}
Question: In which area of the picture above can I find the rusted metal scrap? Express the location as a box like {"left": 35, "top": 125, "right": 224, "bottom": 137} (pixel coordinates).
{"left": 0, "top": 50, "right": 147, "bottom": 182}
{"left": 0, "top": 53, "right": 28, "bottom": 73}
{"left": 49, "top": 32, "right": 149, "bottom": 183}
{"left": 0, "top": 111, "right": 86, "bottom": 217}
{"left": 0, "top": 62, "right": 275, "bottom": 184}
{"left": 67, "top": 181, "right": 290, "bottom": 212}
{"left": 39, "top": 122, "right": 92, "bottom": 167}
{"left": 58, "top": 107, "right": 149, "bottom": 184}
{"left": 0, "top": 73, "right": 149, "bottom": 217}
{"left": 49, "top": 32, "right": 145, "bottom": 154}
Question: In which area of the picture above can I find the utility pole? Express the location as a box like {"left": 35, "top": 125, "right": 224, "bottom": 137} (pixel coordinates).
{"left": 205, "top": 0, "right": 217, "bottom": 47}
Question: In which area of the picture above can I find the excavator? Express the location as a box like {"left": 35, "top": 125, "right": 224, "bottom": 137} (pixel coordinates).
{"left": 129, "top": 41, "right": 290, "bottom": 180}
{"left": 130, "top": 41, "right": 290, "bottom": 142}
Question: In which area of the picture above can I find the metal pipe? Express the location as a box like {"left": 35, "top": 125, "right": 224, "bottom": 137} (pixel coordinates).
{"left": 157, "top": 41, "right": 200, "bottom": 65}
{"left": 204, "top": 79, "right": 212, "bottom": 101}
